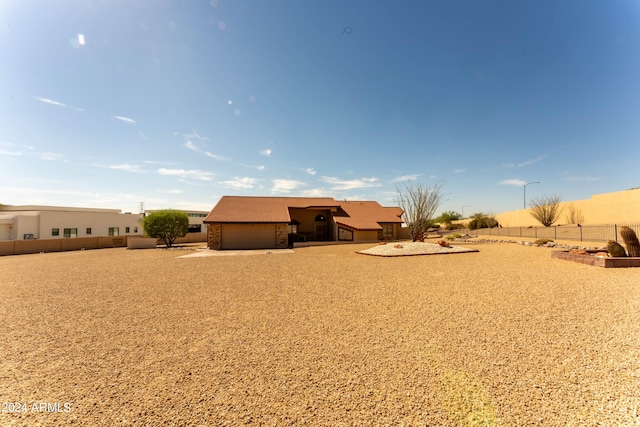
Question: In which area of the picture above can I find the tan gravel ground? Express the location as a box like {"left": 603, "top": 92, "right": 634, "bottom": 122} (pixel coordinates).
{"left": 1, "top": 241, "right": 639, "bottom": 426}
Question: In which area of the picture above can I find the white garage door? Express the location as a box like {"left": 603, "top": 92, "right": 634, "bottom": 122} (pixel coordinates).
{"left": 221, "top": 224, "right": 277, "bottom": 249}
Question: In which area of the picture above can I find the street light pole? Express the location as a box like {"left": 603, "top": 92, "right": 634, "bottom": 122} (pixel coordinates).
{"left": 523, "top": 181, "right": 540, "bottom": 209}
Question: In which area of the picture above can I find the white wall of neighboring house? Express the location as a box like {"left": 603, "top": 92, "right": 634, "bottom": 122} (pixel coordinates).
{"left": 0, "top": 206, "right": 144, "bottom": 241}
{"left": 0, "top": 206, "right": 210, "bottom": 241}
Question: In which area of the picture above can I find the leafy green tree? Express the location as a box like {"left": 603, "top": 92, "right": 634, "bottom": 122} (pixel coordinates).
{"left": 529, "top": 194, "right": 564, "bottom": 227}
{"left": 435, "top": 211, "right": 462, "bottom": 225}
{"left": 143, "top": 210, "right": 188, "bottom": 248}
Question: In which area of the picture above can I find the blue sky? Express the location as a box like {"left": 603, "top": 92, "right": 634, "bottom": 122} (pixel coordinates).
{"left": 1, "top": 0, "right": 639, "bottom": 216}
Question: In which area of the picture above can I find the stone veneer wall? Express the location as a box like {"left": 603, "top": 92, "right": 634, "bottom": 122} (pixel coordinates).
{"left": 276, "top": 224, "right": 288, "bottom": 249}
{"left": 207, "top": 223, "right": 222, "bottom": 249}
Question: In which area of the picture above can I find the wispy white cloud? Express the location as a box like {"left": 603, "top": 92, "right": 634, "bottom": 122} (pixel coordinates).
{"left": 219, "top": 177, "right": 259, "bottom": 189}
{"left": 0, "top": 144, "right": 64, "bottom": 160}
{"left": 566, "top": 175, "right": 601, "bottom": 183}
{"left": 306, "top": 168, "right": 317, "bottom": 176}
{"left": 454, "top": 168, "right": 466, "bottom": 174}
{"left": 501, "top": 163, "right": 515, "bottom": 169}
{"left": 205, "top": 151, "right": 229, "bottom": 161}
{"left": 499, "top": 179, "right": 527, "bottom": 186}
{"left": 272, "top": 179, "right": 306, "bottom": 193}
{"left": 142, "top": 160, "right": 174, "bottom": 166}
{"left": 39, "top": 152, "right": 63, "bottom": 161}
{"left": 108, "top": 164, "right": 146, "bottom": 173}
{"left": 391, "top": 174, "right": 422, "bottom": 183}
{"left": 260, "top": 149, "right": 272, "bottom": 157}
{"left": 321, "top": 176, "right": 381, "bottom": 191}
{"left": 0, "top": 149, "right": 22, "bottom": 156}
{"left": 256, "top": 165, "right": 265, "bottom": 171}
{"left": 185, "top": 141, "right": 199, "bottom": 152}
{"left": 185, "top": 139, "right": 229, "bottom": 161}
{"left": 300, "top": 188, "right": 330, "bottom": 197}
{"left": 157, "top": 189, "right": 184, "bottom": 194}
{"left": 517, "top": 155, "right": 546, "bottom": 167}
{"left": 34, "top": 96, "right": 84, "bottom": 111}
{"left": 2, "top": 186, "right": 168, "bottom": 210}
{"left": 157, "top": 168, "right": 214, "bottom": 181}
{"left": 185, "top": 129, "right": 209, "bottom": 141}
{"left": 113, "top": 115, "right": 136, "bottom": 125}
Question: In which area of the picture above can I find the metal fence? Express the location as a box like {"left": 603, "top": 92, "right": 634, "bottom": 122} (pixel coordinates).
{"left": 469, "top": 224, "right": 640, "bottom": 243}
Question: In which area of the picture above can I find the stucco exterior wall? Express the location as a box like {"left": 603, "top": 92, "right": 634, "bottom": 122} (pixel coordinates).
{"left": 0, "top": 236, "right": 129, "bottom": 256}
{"left": 354, "top": 230, "right": 379, "bottom": 242}
{"left": 0, "top": 207, "right": 145, "bottom": 240}
{"left": 495, "top": 188, "right": 640, "bottom": 227}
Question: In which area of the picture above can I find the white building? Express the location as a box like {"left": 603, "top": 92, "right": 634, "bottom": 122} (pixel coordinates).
{"left": 0, "top": 205, "right": 211, "bottom": 241}
{"left": 0, "top": 205, "right": 145, "bottom": 241}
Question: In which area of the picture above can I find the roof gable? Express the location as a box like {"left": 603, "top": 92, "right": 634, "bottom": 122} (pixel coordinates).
{"left": 333, "top": 201, "right": 403, "bottom": 230}
{"left": 204, "top": 196, "right": 340, "bottom": 223}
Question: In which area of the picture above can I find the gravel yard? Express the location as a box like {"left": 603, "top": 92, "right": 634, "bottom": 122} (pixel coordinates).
{"left": 1, "top": 241, "right": 639, "bottom": 426}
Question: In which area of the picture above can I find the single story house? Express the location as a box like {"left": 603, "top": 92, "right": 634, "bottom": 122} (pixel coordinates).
{"left": 204, "top": 196, "right": 405, "bottom": 250}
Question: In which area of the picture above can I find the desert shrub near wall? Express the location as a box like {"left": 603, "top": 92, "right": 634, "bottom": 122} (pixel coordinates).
{"left": 445, "top": 223, "right": 464, "bottom": 230}
{"left": 534, "top": 238, "right": 554, "bottom": 245}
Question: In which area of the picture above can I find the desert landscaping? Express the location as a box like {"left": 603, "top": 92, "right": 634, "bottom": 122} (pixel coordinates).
{"left": 1, "top": 240, "right": 639, "bottom": 426}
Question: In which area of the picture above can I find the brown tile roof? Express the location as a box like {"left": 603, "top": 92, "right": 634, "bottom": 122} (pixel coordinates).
{"left": 333, "top": 201, "right": 404, "bottom": 230}
{"left": 204, "top": 196, "right": 340, "bottom": 223}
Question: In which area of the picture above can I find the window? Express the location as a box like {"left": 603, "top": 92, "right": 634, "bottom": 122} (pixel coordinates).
{"left": 125, "top": 227, "right": 130, "bottom": 233}
{"left": 63, "top": 228, "right": 78, "bottom": 238}
{"left": 86, "top": 227, "right": 92, "bottom": 235}
{"left": 382, "top": 224, "right": 394, "bottom": 239}
{"left": 188, "top": 224, "right": 202, "bottom": 233}
{"left": 108, "top": 227, "right": 119, "bottom": 236}
{"left": 52, "top": 228, "right": 59, "bottom": 236}
{"left": 288, "top": 220, "right": 299, "bottom": 234}
{"left": 134, "top": 227, "right": 138, "bottom": 233}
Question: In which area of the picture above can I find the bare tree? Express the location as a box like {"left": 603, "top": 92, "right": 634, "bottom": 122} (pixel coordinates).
{"left": 529, "top": 194, "right": 564, "bottom": 227}
{"left": 396, "top": 181, "right": 445, "bottom": 241}
{"left": 564, "top": 204, "right": 584, "bottom": 225}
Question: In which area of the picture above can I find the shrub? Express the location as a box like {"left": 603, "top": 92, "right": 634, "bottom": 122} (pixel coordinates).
{"left": 467, "top": 213, "right": 497, "bottom": 230}
{"left": 534, "top": 238, "right": 554, "bottom": 245}
{"left": 445, "top": 223, "right": 463, "bottom": 230}
{"left": 529, "top": 194, "right": 564, "bottom": 227}
{"left": 446, "top": 233, "right": 462, "bottom": 240}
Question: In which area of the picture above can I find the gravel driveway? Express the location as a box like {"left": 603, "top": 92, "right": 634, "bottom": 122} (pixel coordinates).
{"left": 1, "top": 241, "right": 639, "bottom": 426}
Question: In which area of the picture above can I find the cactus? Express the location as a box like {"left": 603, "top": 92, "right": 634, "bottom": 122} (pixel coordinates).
{"left": 607, "top": 240, "right": 627, "bottom": 257}
{"left": 620, "top": 226, "right": 640, "bottom": 257}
